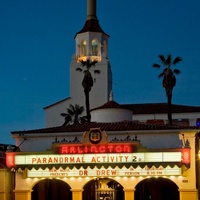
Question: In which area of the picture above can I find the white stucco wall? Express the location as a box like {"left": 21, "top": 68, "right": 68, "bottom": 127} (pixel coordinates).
{"left": 45, "top": 54, "right": 112, "bottom": 128}
{"left": 13, "top": 129, "right": 190, "bottom": 152}
{"left": 91, "top": 108, "right": 132, "bottom": 123}
{"left": 12, "top": 130, "right": 198, "bottom": 200}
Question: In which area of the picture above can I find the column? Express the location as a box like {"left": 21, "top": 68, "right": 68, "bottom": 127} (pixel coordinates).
{"left": 14, "top": 190, "right": 32, "bottom": 200}
{"left": 123, "top": 188, "right": 135, "bottom": 200}
{"left": 179, "top": 189, "right": 197, "bottom": 200}
{"left": 0, "top": 169, "right": 6, "bottom": 200}
{"left": 71, "top": 189, "right": 83, "bottom": 200}
{"left": 0, "top": 169, "right": 14, "bottom": 200}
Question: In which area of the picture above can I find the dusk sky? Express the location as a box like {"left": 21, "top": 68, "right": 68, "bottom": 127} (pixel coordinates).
{"left": 1, "top": 0, "right": 200, "bottom": 144}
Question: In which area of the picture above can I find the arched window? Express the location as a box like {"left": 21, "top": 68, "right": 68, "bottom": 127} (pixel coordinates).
{"left": 81, "top": 40, "right": 87, "bottom": 56}
{"left": 92, "top": 39, "right": 98, "bottom": 56}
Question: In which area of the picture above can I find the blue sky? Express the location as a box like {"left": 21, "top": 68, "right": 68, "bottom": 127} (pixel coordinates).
{"left": 1, "top": 0, "right": 200, "bottom": 144}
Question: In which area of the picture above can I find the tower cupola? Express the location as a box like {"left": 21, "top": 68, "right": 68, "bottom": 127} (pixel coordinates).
{"left": 75, "top": 0, "right": 109, "bottom": 62}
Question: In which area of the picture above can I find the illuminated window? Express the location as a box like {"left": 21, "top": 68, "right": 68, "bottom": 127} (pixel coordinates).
{"left": 92, "top": 39, "right": 98, "bottom": 56}
{"left": 81, "top": 40, "right": 87, "bottom": 56}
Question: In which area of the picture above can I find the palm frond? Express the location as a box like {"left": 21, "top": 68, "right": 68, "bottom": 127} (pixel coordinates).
{"left": 158, "top": 55, "right": 166, "bottom": 65}
{"left": 76, "top": 67, "right": 83, "bottom": 72}
{"left": 61, "top": 113, "right": 72, "bottom": 126}
{"left": 60, "top": 113, "right": 67, "bottom": 117}
{"left": 75, "top": 104, "right": 84, "bottom": 114}
{"left": 67, "top": 108, "right": 74, "bottom": 116}
{"left": 173, "top": 56, "right": 182, "bottom": 65}
{"left": 94, "top": 70, "right": 101, "bottom": 74}
{"left": 91, "top": 60, "right": 98, "bottom": 66}
{"left": 79, "top": 59, "right": 98, "bottom": 69}
{"left": 166, "top": 54, "right": 172, "bottom": 66}
{"left": 61, "top": 104, "right": 85, "bottom": 125}
{"left": 80, "top": 60, "right": 87, "bottom": 66}
{"left": 80, "top": 116, "right": 88, "bottom": 123}
{"left": 152, "top": 63, "right": 160, "bottom": 68}
{"left": 173, "top": 69, "right": 181, "bottom": 75}
{"left": 88, "top": 60, "right": 98, "bottom": 69}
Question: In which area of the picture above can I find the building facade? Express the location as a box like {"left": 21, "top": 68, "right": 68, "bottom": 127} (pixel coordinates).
{"left": 4, "top": 0, "right": 200, "bottom": 200}
{"left": 44, "top": 0, "right": 112, "bottom": 127}
{"left": 6, "top": 121, "right": 199, "bottom": 200}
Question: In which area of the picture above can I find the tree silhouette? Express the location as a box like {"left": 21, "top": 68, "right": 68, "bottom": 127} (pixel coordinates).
{"left": 153, "top": 54, "right": 181, "bottom": 125}
{"left": 61, "top": 104, "right": 87, "bottom": 125}
{"left": 76, "top": 59, "right": 100, "bottom": 122}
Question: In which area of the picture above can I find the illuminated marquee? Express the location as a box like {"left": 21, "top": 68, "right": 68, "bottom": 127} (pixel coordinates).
{"left": 26, "top": 166, "right": 182, "bottom": 178}
{"left": 6, "top": 151, "right": 189, "bottom": 168}
{"left": 54, "top": 144, "right": 136, "bottom": 154}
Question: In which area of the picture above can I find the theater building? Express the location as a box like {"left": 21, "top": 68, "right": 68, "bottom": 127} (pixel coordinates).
{"left": 6, "top": 116, "right": 199, "bottom": 200}
{"left": 4, "top": 0, "right": 200, "bottom": 200}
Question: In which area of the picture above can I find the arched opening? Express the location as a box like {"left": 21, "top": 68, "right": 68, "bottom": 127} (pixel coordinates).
{"left": 83, "top": 178, "right": 124, "bottom": 200}
{"left": 92, "top": 39, "right": 98, "bottom": 56}
{"left": 135, "top": 177, "right": 179, "bottom": 200}
{"left": 31, "top": 179, "right": 72, "bottom": 200}
{"left": 81, "top": 40, "right": 87, "bottom": 56}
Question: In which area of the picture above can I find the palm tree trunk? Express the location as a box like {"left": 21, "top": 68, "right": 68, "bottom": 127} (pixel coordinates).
{"left": 167, "top": 94, "right": 172, "bottom": 125}
{"left": 84, "top": 90, "right": 91, "bottom": 122}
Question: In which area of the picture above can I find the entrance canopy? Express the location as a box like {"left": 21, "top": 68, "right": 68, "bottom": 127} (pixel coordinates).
{"left": 6, "top": 129, "right": 191, "bottom": 176}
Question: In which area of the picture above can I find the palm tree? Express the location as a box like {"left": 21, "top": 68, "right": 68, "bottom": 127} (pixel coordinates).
{"left": 76, "top": 59, "right": 100, "bottom": 122}
{"left": 60, "top": 104, "right": 87, "bottom": 126}
{"left": 153, "top": 54, "right": 181, "bottom": 125}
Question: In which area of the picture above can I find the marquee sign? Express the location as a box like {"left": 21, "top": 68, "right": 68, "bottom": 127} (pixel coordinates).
{"left": 6, "top": 129, "right": 191, "bottom": 179}
{"left": 56, "top": 144, "right": 135, "bottom": 154}
{"left": 6, "top": 150, "right": 190, "bottom": 168}
{"left": 26, "top": 166, "right": 182, "bottom": 178}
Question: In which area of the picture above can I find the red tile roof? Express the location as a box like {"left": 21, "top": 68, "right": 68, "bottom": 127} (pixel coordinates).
{"left": 11, "top": 121, "right": 198, "bottom": 135}
{"left": 91, "top": 100, "right": 126, "bottom": 111}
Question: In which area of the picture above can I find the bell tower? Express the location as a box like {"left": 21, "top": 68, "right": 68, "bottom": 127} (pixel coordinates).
{"left": 75, "top": 0, "right": 109, "bottom": 63}
{"left": 70, "top": 0, "right": 112, "bottom": 110}
{"left": 45, "top": 0, "right": 113, "bottom": 127}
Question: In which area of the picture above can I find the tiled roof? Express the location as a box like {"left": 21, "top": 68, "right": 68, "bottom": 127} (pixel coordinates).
{"left": 91, "top": 100, "right": 126, "bottom": 111}
{"left": 75, "top": 19, "right": 109, "bottom": 37}
{"left": 121, "top": 103, "right": 200, "bottom": 114}
{"left": 11, "top": 121, "right": 198, "bottom": 135}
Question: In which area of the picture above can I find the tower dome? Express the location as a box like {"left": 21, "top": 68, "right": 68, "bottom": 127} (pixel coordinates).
{"left": 91, "top": 93, "right": 133, "bottom": 122}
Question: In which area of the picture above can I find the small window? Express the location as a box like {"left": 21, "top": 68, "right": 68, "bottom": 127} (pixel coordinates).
{"left": 92, "top": 39, "right": 98, "bottom": 56}
{"left": 81, "top": 40, "right": 87, "bottom": 56}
